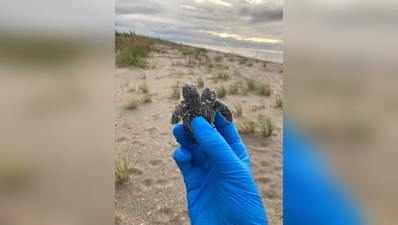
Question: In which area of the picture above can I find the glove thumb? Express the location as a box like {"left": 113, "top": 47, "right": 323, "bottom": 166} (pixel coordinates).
{"left": 173, "top": 147, "right": 193, "bottom": 179}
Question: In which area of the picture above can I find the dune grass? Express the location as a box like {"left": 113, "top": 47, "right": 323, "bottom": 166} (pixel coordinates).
{"left": 115, "top": 32, "right": 153, "bottom": 68}
{"left": 125, "top": 97, "right": 140, "bottom": 110}
{"left": 233, "top": 103, "right": 243, "bottom": 117}
{"left": 256, "top": 83, "right": 271, "bottom": 96}
{"left": 216, "top": 86, "right": 227, "bottom": 98}
{"left": 142, "top": 94, "right": 152, "bottom": 103}
{"left": 258, "top": 115, "right": 274, "bottom": 137}
{"left": 275, "top": 95, "right": 283, "bottom": 108}
{"left": 237, "top": 118, "right": 256, "bottom": 134}
{"left": 197, "top": 77, "right": 205, "bottom": 88}
{"left": 139, "top": 82, "right": 149, "bottom": 94}
{"left": 115, "top": 157, "right": 130, "bottom": 186}
{"left": 214, "top": 55, "right": 223, "bottom": 63}
{"left": 246, "top": 79, "right": 257, "bottom": 91}
{"left": 228, "top": 81, "right": 248, "bottom": 95}
{"left": 214, "top": 71, "right": 230, "bottom": 81}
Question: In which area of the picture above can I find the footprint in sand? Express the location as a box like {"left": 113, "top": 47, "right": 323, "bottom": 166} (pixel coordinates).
{"left": 116, "top": 136, "right": 128, "bottom": 143}
{"left": 263, "top": 189, "right": 278, "bottom": 200}
{"left": 142, "top": 178, "right": 154, "bottom": 187}
{"left": 255, "top": 168, "right": 268, "bottom": 175}
{"left": 156, "top": 179, "right": 169, "bottom": 185}
{"left": 154, "top": 179, "right": 174, "bottom": 189}
{"left": 256, "top": 176, "right": 271, "bottom": 185}
{"left": 154, "top": 207, "right": 175, "bottom": 224}
{"left": 128, "top": 167, "right": 143, "bottom": 176}
{"left": 149, "top": 159, "right": 162, "bottom": 166}
{"left": 260, "top": 160, "right": 271, "bottom": 168}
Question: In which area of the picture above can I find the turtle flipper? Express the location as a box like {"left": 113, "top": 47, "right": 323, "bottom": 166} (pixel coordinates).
{"left": 171, "top": 104, "right": 183, "bottom": 124}
{"left": 215, "top": 100, "right": 233, "bottom": 121}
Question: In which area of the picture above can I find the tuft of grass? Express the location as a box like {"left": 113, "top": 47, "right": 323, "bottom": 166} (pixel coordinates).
{"left": 246, "top": 78, "right": 257, "bottom": 91}
{"left": 139, "top": 82, "right": 149, "bottom": 94}
{"left": 256, "top": 83, "right": 271, "bottom": 96}
{"left": 142, "top": 94, "right": 152, "bottom": 103}
{"left": 170, "top": 81, "right": 181, "bottom": 100}
{"left": 126, "top": 82, "right": 137, "bottom": 93}
{"left": 115, "top": 157, "right": 130, "bottom": 186}
{"left": 215, "top": 64, "right": 229, "bottom": 70}
{"left": 197, "top": 77, "right": 205, "bottom": 88}
{"left": 233, "top": 103, "right": 243, "bottom": 117}
{"left": 236, "top": 118, "right": 256, "bottom": 134}
{"left": 214, "top": 55, "right": 223, "bottom": 63}
{"left": 275, "top": 95, "right": 283, "bottom": 108}
{"left": 258, "top": 115, "right": 274, "bottom": 137}
{"left": 125, "top": 97, "right": 140, "bottom": 110}
{"left": 239, "top": 57, "right": 248, "bottom": 65}
{"left": 216, "top": 86, "right": 227, "bottom": 98}
{"left": 228, "top": 81, "right": 240, "bottom": 95}
{"left": 240, "top": 84, "right": 249, "bottom": 95}
{"left": 179, "top": 47, "right": 195, "bottom": 56}
{"left": 215, "top": 72, "right": 230, "bottom": 81}
{"left": 178, "top": 47, "right": 209, "bottom": 67}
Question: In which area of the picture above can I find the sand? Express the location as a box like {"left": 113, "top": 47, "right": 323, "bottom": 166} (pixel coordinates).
{"left": 115, "top": 41, "right": 283, "bottom": 225}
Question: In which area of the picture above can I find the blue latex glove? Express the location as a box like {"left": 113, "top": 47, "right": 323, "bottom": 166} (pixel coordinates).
{"left": 172, "top": 113, "right": 268, "bottom": 225}
{"left": 284, "top": 120, "right": 365, "bottom": 225}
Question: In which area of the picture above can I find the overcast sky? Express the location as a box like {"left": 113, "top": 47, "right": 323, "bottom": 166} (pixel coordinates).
{"left": 115, "top": 0, "right": 284, "bottom": 63}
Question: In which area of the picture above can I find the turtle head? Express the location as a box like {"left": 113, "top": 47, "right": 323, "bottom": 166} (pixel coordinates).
{"left": 182, "top": 83, "right": 200, "bottom": 102}
{"left": 201, "top": 88, "right": 216, "bottom": 103}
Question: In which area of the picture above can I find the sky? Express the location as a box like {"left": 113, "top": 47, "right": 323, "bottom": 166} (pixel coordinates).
{"left": 115, "top": 0, "right": 284, "bottom": 63}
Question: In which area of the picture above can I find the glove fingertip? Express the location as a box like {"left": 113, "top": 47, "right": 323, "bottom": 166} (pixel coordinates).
{"left": 215, "top": 112, "right": 241, "bottom": 143}
{"left": 173, "top": 124, "right": 185, "bottom": 138}
{"left": 173, "top": 148, "right": 192, "bottom": 163}
{"left": 191, "top": 116, "right": 211, "bottom": 130}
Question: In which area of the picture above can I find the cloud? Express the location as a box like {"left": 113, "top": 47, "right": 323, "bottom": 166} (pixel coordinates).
{"left": 180, "top": 4, "right": 197, "bottom": 11}
{"left": 206, "top": 31, "right": 282, "bottom": 44}
{"left": 116, "top": 5, "right": 161, "bottom": 15}
{"left": 239, "top": 4, "right": 283, "bottom": 23}
{"left": 194, "top": 0, "right": 232, "bottom": 7}
{"left": 115, "top": 0, "right": 284, "bottom": 62}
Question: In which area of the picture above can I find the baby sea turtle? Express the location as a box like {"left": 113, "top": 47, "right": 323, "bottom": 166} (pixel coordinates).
{"left": 171, "top": 83, "right": 233, "bottom": 134}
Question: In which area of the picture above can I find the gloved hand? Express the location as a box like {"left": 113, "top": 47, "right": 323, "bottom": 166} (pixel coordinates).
{"left": 172, "top": 113, "right": 268, "bottom": 225}
{"left": 284, "top": 120, "right": 365, "bottom": 225}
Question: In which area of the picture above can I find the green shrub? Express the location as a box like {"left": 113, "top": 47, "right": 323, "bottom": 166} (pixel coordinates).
{"left": 115, "top": 33, "right": 152, "bottom": 68}
{"left": 215, "top": 64, "right": 229, "bottom": 70}
{"left": 246, "top": 78, "right": 256, "bottom": 91}
{"left": 228, "top": 81, "right": 245, "bottom": 95}
{"left": 237, "top": 118, "right": 256, "bottom": 134}
{"left": 256, "top": 83, "right": 271, "bottom": 96}
{"left": 115, "top": 158, "right": 130, "bottom": 185}
{"left": 258, "top": 116, "right": 274, "bottom": 137}
{"left": 215, "top": 72, "right": 230, "bottom": 81}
